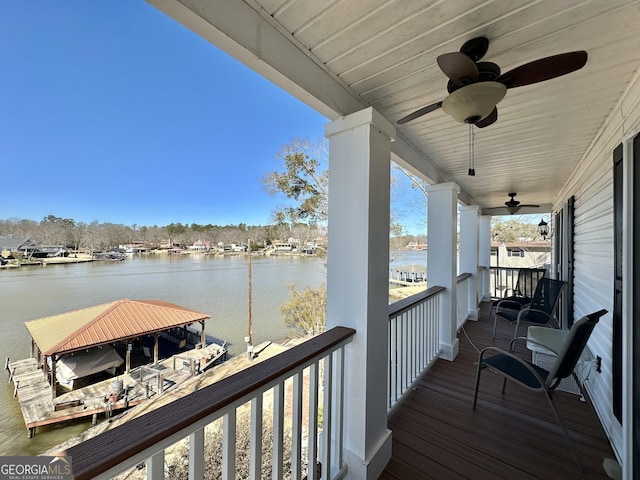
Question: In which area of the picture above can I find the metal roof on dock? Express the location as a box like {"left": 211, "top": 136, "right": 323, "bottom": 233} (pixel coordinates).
{"left": 25, "top": 299, "right": 210, "bottom": 355}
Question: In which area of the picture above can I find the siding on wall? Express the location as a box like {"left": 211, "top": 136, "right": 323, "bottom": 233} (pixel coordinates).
{"left": 554, "top": 72, "right": 640, "bottom": 459}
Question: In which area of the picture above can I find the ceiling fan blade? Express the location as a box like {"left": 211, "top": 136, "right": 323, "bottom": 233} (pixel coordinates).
{"left": 474, "top": 107, "right": 497, "bottom": 128}
{"left": 519, "top": 204, "right": 540, "bottom": 208}
{"left": 437, "top": 52, "right": 478, "bottom": 86}
{"left": 460, "top": 37, "right": 490, "bottom": 62}
{"left": 397, "top": 101, "right": 443, "bottom": 125}
{"left": 497, "top": 51, "right": 587, "bottom": 88}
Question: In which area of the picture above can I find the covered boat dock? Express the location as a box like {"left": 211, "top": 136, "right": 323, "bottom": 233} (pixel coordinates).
{"left": 6, "top": 299, "right": 224, "bottom": 437}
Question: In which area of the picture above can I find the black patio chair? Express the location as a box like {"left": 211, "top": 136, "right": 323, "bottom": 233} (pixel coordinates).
{"left": 492, "top": 277, "right": 567, "bottom": 340}
{"left": 473, "top": 309, "right": 607, "bottom": 471}
{"left": 489, "top": 267, "right": 546, "bottom": 317}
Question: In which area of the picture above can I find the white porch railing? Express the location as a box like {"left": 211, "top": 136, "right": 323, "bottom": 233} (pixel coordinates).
{"left": 60, "top": 327, "right": 355, "bottom": 480}
{"left": 387, "top": 286, "right": 445, "bottom": 414}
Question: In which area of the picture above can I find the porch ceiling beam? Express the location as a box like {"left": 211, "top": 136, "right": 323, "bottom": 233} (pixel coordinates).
{"left": 145, "top": 0, "right": 473, "bottom": 204}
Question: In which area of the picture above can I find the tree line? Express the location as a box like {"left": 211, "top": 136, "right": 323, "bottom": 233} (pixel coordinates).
{"left": 0, "top": 216, "right": 327, "bottom": 253}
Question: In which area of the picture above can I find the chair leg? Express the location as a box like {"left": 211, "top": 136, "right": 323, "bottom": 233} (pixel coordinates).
{"left": 492, "top": 314, "right": 498, "bottom": 340}
{"left": 513, "top": 318, "right": 520, "bottom": 340}
{"left": 472, "top": 363, "right": 484, "bottom": 409}
{"left": 543, "top": 390, "right": 584, "bottom": 472}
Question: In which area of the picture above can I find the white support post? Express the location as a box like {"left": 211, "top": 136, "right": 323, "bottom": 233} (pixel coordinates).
{"left": 426, "top": 182, "right": 460, "bottom": 361}
{"left": 479, "top": 215, "right": 492, "bottom": 301}
{"left": 325, "top": 107, "right": 395, "bottom": 480}
{"left": 460, "top": 205, "right": 480, "bottom": 320}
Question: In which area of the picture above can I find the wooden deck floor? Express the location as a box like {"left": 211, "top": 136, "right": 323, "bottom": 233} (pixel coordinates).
{"left": 382, "top": 303, "right": 618, "bottom": 480}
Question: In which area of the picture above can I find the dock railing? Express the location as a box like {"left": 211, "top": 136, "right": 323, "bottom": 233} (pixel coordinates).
{"left": 387, "top": 286, "right": 444, "bottom": 414}
{"left": 61, "top": 327, "right": 355, "bottom": 480}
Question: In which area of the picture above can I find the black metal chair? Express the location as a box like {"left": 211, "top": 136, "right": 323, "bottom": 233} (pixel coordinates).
{"left": 492, "top": 277, "right": 567, "bottom": 339}
{"left": 489, "top": 267, "right": 546, "bottom": 318}
{"left": 504, "top": 267, "right": 545, "bottom": 305}
{"left": 473, "top": 309, "right": 607, "bottom": 471}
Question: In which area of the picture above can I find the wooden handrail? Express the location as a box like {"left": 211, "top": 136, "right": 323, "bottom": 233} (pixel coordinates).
{"left": 60, "top": 326, "right": 356, "bottom": 480}
{"left": 388, "top": 285, "right": 445, "bottom": 318}
{"left": 456, "top": 272, "right": 472, "bottom": 283}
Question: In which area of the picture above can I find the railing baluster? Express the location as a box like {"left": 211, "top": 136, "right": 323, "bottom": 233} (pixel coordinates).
{"left": 272, "top": 382, "right": 285, "bottom": 480}
{"left": 222, "top": 411, "right": 236, "bottom": 480}
{"left": 333, "top": 347, "right": 345, "bottom": 470}
{"left": 250, "top": 394, "right": 263, "bottom": 480}
{"left": 308, "top": 361, "right": 319, "bottom": 480}
{"left": 188, "top": 427, "right": 204, "bottom": 480}
{"left": 146, "top": 451, "right": 164, "bottom": 480}
{"left": 291, "top": 372, "right": 303, "bottom": 480}
{"left": 322, "top": 353, "right": 333, "bottom": 478}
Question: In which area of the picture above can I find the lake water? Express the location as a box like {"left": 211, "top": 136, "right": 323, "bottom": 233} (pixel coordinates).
{"left": 0, "top": 250, "right": 427, "bottom": 456}
{"left": 0, "top": 253, "right": 327, "bottom": 455}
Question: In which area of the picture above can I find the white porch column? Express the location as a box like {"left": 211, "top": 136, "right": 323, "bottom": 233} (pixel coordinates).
{"left": 426, "top": 182, "right": 459, "bottom": 361}
{"left": 479, "top": 215, "right": 492, "bottom": 301}
{"left": 325, "top": 107, "right": 394, "bottom": 480}
{"left": 459, "top": 205, "right": 480, "bottom": 320}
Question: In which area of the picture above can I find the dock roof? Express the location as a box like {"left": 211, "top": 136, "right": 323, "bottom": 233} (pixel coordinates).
{"left": 25, "top": 299, "right": 210, "bottom": 356}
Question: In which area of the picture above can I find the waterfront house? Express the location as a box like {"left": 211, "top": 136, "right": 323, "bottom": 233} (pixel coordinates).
{"left": 61, "top": 2, "right": 639, "bottom": 479}
{"left": 31, "top": 245, "right": 68, "bottom": 258}
{"left": 188, "top": 240, "right": 211, "bottom": 252}
{"left": 0, "top": 236, "right": 39, "bottom": 258}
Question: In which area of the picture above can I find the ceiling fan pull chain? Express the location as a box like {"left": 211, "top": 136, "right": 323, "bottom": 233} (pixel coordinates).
{"left": 468, "top": 124, "right": 476, "bottom": 176}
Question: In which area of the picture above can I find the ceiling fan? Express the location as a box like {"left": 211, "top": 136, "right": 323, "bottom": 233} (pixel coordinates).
{"left": 487, "top": 193, "right": 540, "bottom": 215}
{"left": 397, "top": 37, "right": 588, "bottom": 128}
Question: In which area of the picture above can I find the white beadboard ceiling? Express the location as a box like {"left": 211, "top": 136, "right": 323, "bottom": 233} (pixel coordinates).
{"left": 148, "top": 0, "right": 640, "bottom": 213}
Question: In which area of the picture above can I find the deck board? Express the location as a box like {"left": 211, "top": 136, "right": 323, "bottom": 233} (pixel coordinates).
{"left": 384, "top": 302, "right": 617, "bottom": 480}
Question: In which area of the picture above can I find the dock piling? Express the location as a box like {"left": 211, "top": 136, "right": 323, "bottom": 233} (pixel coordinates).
{"left": 4, "top": 357, "right": 9, "bottom": 371}
{"left": 13, "top": 380, "right": 19, "bottom": 397}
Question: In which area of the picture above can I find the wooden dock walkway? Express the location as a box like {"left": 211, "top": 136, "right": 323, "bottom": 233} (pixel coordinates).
{"left": 6, "top": 342, "right": 227, "bottom": 437}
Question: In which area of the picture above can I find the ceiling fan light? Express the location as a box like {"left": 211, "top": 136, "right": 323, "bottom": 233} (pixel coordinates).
{"left": 505, "top": 205, "right": 521, "bottom": 215}
{"left": 442, "top": 81, "right": 507, "bottom": 123}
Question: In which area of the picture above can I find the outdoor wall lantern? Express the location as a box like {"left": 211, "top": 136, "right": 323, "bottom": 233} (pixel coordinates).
{"left": 538, "top": 218, "right": 549, "bottom": 239}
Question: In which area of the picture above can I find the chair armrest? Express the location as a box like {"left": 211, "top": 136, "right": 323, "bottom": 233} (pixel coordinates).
{"left": 513, "top": 337, "right": 561, "bottom": 356}
{"left": 495, "top": 298, "right": 530, "bottom": 312}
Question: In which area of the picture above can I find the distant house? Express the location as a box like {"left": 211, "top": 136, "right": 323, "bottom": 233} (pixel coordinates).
{"left": 273, "top": 242, "right": 294, "bottom": 252}
{"left": 0, "top": 236, "right": 39, "bottom": 258}
{"left": 31, "top": 246, "right": 68, "bottom": 258}
{"left": 188, "top": 240, "right": 211, "bottom": 252}
{"left": 230, "top": 243, "right": 247, "bottom": 252}
{"left": 490, "top": 241, "right": 550, "bottom": 268}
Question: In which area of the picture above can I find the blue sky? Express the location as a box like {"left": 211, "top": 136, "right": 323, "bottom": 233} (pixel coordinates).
{"left": 0, "top": 1, "right": 336, "bottom": 228}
